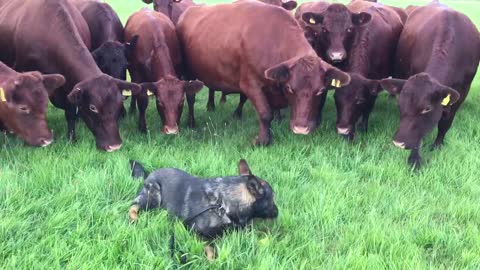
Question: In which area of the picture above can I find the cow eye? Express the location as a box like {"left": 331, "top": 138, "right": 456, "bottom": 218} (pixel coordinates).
{"left": 284, "top": 84, "right": 294, "bottom": 94}
{"left": 322, "top": 28, "right": 329, "bottom": 33}
{"left": 356, "top": 98, "right": 366, "bottom": 105}
{"left": 89, "top": 104, "right": 98, "bottom": 113}
{"left": 421, "top": 107, "right": 432, "bottom": 114}
{"left": 18, "top": 105, "right": 30, "bottom": 114}
{"left": 346, "top": 28, "right": 353, "bottom": 33}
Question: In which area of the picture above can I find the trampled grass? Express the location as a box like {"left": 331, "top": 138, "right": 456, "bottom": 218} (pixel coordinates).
{"left": 1, "top": 0, "right": 480, "bottom": 269}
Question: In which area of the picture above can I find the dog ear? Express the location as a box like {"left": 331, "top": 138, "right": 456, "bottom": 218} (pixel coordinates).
{"left": 238, "top": 159, "right": 252, "bottom": 176}
{"left": 246, "top": 177, "right": 265, "bottom": 199}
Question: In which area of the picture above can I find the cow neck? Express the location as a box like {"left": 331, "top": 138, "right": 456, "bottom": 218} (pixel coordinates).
{"left": 61, "top": 46, "right": 103, "bottom": 85}
{"left": 0, "top": 62, "right": 15, "bottom": 76}
{"left": 151, "top": 44, "right": 176, "bottom": 81}
{"left": 345, "top": 30, "right": 371, "bottom": 76}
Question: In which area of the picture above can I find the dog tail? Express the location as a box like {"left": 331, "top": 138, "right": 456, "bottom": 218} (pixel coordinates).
{"left": 129, "top": 160, "right": 148, "bottom": 180}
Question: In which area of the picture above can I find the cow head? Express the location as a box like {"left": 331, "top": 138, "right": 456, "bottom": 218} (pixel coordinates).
{"left": 302, "top": 4, "right": 372, "bottom": 64}
{"left": 258, "top": 0, "right": 297, "bottom": 10}
{"left": 92, "top": 36, "right": 138, "bottom": 80}
{"left": 143, "top": 0, "right": 183, "bottom": 15}
{"left": 334, "top": 73, "right": 381, "bottom": 138}
{"left": 380, "top": 73, "right": 460, "bottom": 150}
{"left": 67, "top": 75, "right": 141, "bottom": 152}
{"left": 141, "top": 76, "right": 203, "bottom": 134}
{"left": 0, "top": 72, "right": 65, "bottom": 146}
{"left": 265, "top": 55, "right": 350, "bottom": 135}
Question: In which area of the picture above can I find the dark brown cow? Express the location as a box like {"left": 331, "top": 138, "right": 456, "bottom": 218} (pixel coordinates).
{"left": 177, "top": 1, "right": 350, "bottom": 145}
{"left": 142, "top": 0, "right": 196, "bottom": 25}
{"left": 380, "top": 2, "right": 480, "bottom": 168}
{"left": 0, "top": 62, "right": 65, "bottom": 146}
{"left": 125, "top": 9, "right": 203, "bottom": 134}
{"left": 303, "top": 1, "right": 403, "bottom": 139}
{"left": 0, "top": 0, "right": 141, "bottom": 152}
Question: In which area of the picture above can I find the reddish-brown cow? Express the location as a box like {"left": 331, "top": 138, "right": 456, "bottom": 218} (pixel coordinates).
{"left": 0, "top": 62, "right": 65, "bottom": 146}
{"left": 177, "top": 1, "right": 350, "bottom": 145}
{"left": 380, "top": 2, "right": 480, "bottom": 168}
{"left": 125, "top": 9, "right": 203, "bottom": 134}
{"left": 0, "top": 0, "right": 141, "bottom": 152}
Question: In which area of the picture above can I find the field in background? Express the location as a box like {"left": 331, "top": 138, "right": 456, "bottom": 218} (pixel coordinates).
{"left": 1, "top": 0, "right": 480, "bottom": 269}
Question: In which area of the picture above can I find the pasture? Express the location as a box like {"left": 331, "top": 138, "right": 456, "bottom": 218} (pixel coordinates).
{"left": 1, "top": 0, "right": 480, "bottom": 268}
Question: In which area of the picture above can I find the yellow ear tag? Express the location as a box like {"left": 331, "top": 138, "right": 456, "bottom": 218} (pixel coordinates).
{"left": 309, "top": 17, "right": 316, "bottom": 24}
{"left": 0, "top": 87, "right": 6, "bottom": 102}
{"left": 147, "top": 90, "right": 154, "bottom": 96}
{"left": 336, "top": 80, "right": 341, "bottom": 88}
{"left": 441, "top": 94, "right": 451, "bottom": 106}
{"left": 331, "top": 79, "right": 337, "bottom": 87}
{"left": 122, "top": 90, "right": 132, "bottom": 97}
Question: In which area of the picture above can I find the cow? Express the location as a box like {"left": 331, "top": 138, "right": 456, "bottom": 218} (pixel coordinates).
{"left": 379, "top": 2, "right": 480, "bottom": 168}
{"left": 177, "top": 0, "right": 351, "bottom": 145}
{"left": 125, "top": 9, "right": 204, "bottom": 135}
{"left": 0, "top": 0, "right": 141, "bottom": 152}
{"left": 0, "top": 62, "right": 65, "bottom": 147}
{"left": 301, "top": 1, "right": 403, "bottom": 139}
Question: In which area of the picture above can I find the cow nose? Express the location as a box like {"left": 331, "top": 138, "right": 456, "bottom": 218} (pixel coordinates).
{"left": 163, "top": 125, "right": 179, "bottom": 135}
{"left": 336, "top": 127, "right": 350, "bottom": 135}
{"left": 393, "top": 140, "right": 406, "bottom": 149}
{"left": 105, "top": 144, "right": 122, "bottom": 152}
{"left": 40, "top": 138, "right": 53, "bottom": 147}
{"left": 292, "top": 125, "right": 310, "bottom": 135}
{"left": 329, "top": 52, "right": 345, "bottom": 62}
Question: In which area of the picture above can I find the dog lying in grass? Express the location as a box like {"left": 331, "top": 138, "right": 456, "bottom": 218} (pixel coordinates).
{"left": 128, "top": 159, "right": 278, "bottom": 260}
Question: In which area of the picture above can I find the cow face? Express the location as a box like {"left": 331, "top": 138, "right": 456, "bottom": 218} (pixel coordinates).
{"left": 92, "top": 37, "right": 138, "bottom": 80}
{"left": 141, "top": 76, "right": 203, "bottom": 134}
{"left": 265, "top": 56, "right": 350, "bottom": 135}
{"left": 0, "top": 72, "right": 65, "bottom": 146}
{"left": 67, "top": 75, "right": 141, "bottom": 152}
{"left": 302, "top": 4, "right": 372, "bottom": 63}
{"left": 380, "top": 73, "right": 460, "bottom": 150}
{"left": 334, "top": 73, "right": 380, "bottom": 138}
{"left": 258, "top": 0, "right": 297, "bottom": 10}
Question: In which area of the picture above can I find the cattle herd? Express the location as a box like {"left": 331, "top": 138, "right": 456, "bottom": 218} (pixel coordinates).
{"left": 0, "top": 0, "right": 479, "bottom": 168}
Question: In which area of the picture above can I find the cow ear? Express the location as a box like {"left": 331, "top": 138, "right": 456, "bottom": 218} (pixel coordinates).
{"left": 68, "top": 87, "right": 84, "bottom": 105}
{"left": 352, "top": 12, "right": 372, "bottom": 26}
{"left": 325, "top": 66, "right": 351, "bottom": 89}
{"left": 265, "top": 63, "right": 291, "bottom": 83}
{"left": 42, "top": 74, "right": 66, "bottom": 95}
{"left": 438, "top": 85, "right": 460, "bottom": 106}
{"left": 302, "top": 12, "right": 323, "bottom": 25}
{"left": 246, "top": 177, "right": 265, "bottom": 199}
{"left": 113, "top": 79, "right": 142, "bottom": 96}
{"left": 282, "top": 0, "right": 297, "bottom": 10}
{"left": 367, "top": 79, "right": 382, "bottom": 96}
{"left": 380, "top": 78, "right": 406, "bottom": 96}
{"left": 125, "top": 35, "right": 139, "bottom": 59}
{"left": 183, "top": 79, "right": 204, "bottom": 95}
{"left": 140, "top": 82, "right": 157, "bottom": 96}
{"left": 238, "top": 159, "right": 252, "bottom": 176}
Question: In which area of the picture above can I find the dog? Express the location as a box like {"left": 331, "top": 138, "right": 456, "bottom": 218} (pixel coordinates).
{"left": 128, "top": 159, "right": 278, "bottom": 260}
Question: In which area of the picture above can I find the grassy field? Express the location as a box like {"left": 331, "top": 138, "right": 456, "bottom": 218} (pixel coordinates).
{"left": 1, "top": 0, "right": 480, "bottom": 269}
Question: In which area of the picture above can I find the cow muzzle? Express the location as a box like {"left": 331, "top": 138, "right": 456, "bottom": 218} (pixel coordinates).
{"left": 336, "top": 127, "right": 351, "bottom": 135}
{"left": 393, "top": 141, "right": 406, "bottom": 149}
{"left": 104, "top": 144, "right": 122, "bottom": 152}
{"left": 163, "top": 125, "right": 179, "bottom": 135}
{"left": 292, "top": 125, "right": 311, "bottom": 135}
{"left": 329, "top": 52, "right": 346, "bottom": 63}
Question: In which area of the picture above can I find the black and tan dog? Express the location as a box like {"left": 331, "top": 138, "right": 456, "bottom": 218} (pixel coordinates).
{"left": 128, "top": 159, "right": 278, "bottom": 260}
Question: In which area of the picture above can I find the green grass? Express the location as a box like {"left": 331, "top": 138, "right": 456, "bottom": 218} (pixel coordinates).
{"left": 1, "top": 0, "right": 480, "bottom": 269}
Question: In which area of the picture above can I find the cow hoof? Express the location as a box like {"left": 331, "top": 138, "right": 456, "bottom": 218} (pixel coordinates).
{"left": 68, "top": 134, "right": 77, "bottom": 144}
{"left": 188, "top": 120, "right": 196, "bottom": 129}
{"left": 430, "top": 142, "right": 443, "bottom": 151}
{"left": 233, "top": 109, "right": 242, "bottom": 119}
{"left": 139, "top": 126, "right": 147, "bottom": 134}
{"left": 408, "top": 156, "right": 422, "bottom": 170}
{"left": 254, "top": 136, "right": 271, "bottom": 146}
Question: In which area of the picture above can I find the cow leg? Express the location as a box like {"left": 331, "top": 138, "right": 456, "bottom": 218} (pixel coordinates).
{"left": 220, "top": 92, "right": 227, "bottom": 104}
{"left": 129, "top": 69, "right": 143, "bottom": 114}
{"left": 137, "top": 91, "right": 149, "bottom": 133}
{"left": 207, "top": 88, "right": 215, "bottom": 112}
{"left": 316, "top": 92, "right": 328, "bottom": 126}
{"left": 233, "top": 94, "right": 248, "bottom": 119}
{"left": 65, "top": 103, "right": 77, "bottom": 143}
{"left": 358, "top": 98, "right": 377, "bottom": 133}
{"left": 241, "top": 82, "right": 272, "bottom": 145}
{"left": 407, "top": 148, "right": 421, "bottom": 169}
{"left": 432, "top": 105, "right": 461, "bottom": 150}
{"left": 273, "top": 109, "right": 283, "bottom": 122}
{"left": 186, "top": 93, "right": 196, "bottom": 128}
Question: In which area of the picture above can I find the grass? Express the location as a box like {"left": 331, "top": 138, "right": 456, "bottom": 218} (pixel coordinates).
{"left": 1, "top": 0, "right": 480, "bottom": 269}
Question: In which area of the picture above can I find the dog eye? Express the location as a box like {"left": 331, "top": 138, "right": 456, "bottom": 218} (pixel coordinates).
{"left": 322, "top": 28, "right": 329, "bottom": 34}
{"left": 421, "top": 107, "right": 432, "bottom": 114}
{"left": 89, "top": 104, "right": 98, "bottom": 113}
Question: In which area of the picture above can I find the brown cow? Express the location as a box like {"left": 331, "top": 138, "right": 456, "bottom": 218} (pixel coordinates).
{"left": 0, "top": 0, "right": 141, "bottom": 152}
{"left": 125, "top": 9, "right": 203, "bottom": 134}
{"left": 0, "top": 62, "right": 65, "bottom": 146}
{"left": 303, "top": 1, "right": 403, "bottom": 139}
{"left": 380, "top": 2, "right": 480, "bottom": 168}
{"left": 177, "top": 1, "right": 350, "bottom": 145}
